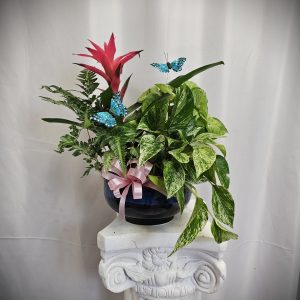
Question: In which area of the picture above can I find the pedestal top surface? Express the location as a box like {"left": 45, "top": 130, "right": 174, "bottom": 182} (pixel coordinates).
{"left": 98, "top": 198, "right": 227, "bottom": 253}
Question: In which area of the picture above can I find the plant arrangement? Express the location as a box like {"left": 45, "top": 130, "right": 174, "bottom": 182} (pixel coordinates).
{"left": 41, "top": 33, "right": 237, "bottom": 254}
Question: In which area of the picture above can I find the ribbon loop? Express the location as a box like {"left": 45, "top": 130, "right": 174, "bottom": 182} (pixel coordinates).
{"left": 102, "top": 159, "right": 165, "bottom": 219}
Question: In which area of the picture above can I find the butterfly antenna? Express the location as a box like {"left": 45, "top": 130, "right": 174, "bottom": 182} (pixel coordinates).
{"left": 163, "top": 52, "right": 169, "bottom": 82}
{"left": 164, "top": 51, "right": 168, "bottom": 63}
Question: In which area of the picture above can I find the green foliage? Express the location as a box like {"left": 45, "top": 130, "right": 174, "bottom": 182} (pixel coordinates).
{"left": 139, "top": 134, "right": 165, "bottom": 165}
{"left": 40, "top": 61, "right": 237, "bottom": 255}
{"left": 175, "top": 186, "right": 185, "bottom": 214}
{"left": 215, "top": 155, "right": 230, "bottom": 188}
{"left": 163, "top": 160, "right": 185, "bottom": 198}
{"left": 168, "top": 147, "right": 189, "bottom": 163}
{"left": 77, "top": 69, "right": 99, "bottom": 98}
{"left": 212, "top": 185, "right": 235, "bottom": 227}
{"left": 170, "top": 197, "right": 208, "bottom": 255}
{"left": 206, "top": 116, "right": 228, "bottom": 135}
{"left": 168, "top": 61, "right": 224, "bottom": 88}
{"left": 211, "top": 219, "right": 238, "bottom": 243}
{"left": 192, "top": 145, "right": 216, "bottom": 177}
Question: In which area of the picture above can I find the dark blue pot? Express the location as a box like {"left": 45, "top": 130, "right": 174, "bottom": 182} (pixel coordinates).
{"left": 103, "top": 180, "right": 191, "bottom": 225}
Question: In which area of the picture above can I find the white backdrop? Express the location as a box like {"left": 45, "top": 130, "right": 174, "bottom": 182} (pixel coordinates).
{"left": 0, "top": 0, "right": 299, "bottom": 299}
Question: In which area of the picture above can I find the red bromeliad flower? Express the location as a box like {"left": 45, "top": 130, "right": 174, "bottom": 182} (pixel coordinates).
{"left": 75, "top": 33, "right": 142, "bottom": 97}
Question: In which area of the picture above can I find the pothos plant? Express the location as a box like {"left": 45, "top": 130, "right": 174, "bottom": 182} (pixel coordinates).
{"left": 40, "top": 33, "right": 238, "bottom": 254}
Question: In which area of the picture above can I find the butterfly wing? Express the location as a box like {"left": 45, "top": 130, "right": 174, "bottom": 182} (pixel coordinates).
{"left": 150, "top": 63, "right": 170, "bottom": 73}
{"left": 90, "top": 112, "right": 117, "bottom": 128}
{"left": 110, "top": 92, "right": 127, "bottom": 117}
{"left": 170, "top": 57, "right": 186, "bottom": 72}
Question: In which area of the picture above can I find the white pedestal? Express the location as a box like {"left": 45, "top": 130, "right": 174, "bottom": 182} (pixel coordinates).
{"left": 97, "top": 199, "right": 227, "bottom": 300}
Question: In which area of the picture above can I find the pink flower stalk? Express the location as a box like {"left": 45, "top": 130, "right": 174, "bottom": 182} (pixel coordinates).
{"left": 75, "top": 33, "right": 142, "bottom": 97}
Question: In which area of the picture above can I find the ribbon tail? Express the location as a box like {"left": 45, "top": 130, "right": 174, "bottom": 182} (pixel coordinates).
{"left": 118, "top": 185, "right": 131, "bottom": 220}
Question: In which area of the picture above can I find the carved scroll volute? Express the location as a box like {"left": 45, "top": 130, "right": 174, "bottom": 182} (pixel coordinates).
{"left": 98, "top": 248, "right": 226, "bottom": 298}
{"left": 99, "top": 258, "right": 137, "bottom": 293}
{"left": 193, "top": 260, "right": 226, "bottom": 293}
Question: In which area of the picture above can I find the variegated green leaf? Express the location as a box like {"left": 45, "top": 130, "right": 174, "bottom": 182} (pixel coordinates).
{"left": 175, "top": 186, "right": 185, "bottom": 214}
{"left": 170, "top": 197, "right": 208, "bottom": 255}
{"left": 138, "top": 86, "right": 160, "bottom": 103}
{"left": 206, "top": 116, "right": 228, "bottom": 135}
{"left": 163, "top": 160, "right": 185, "bottom": 198}
{"left": 138, "top": 95, "right": 170, "bottom": 132}
{"left": 139, "top": 134, "right": 164, "bottom": 165}
{"left": 191, "top": 132, "right": 223, "bottom": 147}
{"left": 193, "top": 145, "right": 216, "bottom": 177}
{"left": 155, "top": 83, "right": 174, "bottom": 95}
{"left": 168, "top": 85, "right": 194, "bottom": 130}
{"left": 214, "top": 143, "right": 226, "bottom": 156}
{"left": 212, "top": 185, "right": 234, "bottom": 227}
{"left": 215, "top": 155, "right": 230, "bottom": 188}
{"left": 148, "top": 175, "right": 166, "bottom": 193}
{"left": 192, "top": 87, "right": 208, "bottom": 121}
{"left": 169, "top": 147, "right": 189, "bottom": 163}
{"left": 211, "top": 219, "right": 238, "bottom": 243}
{"left": 109, "top": 137, "right": 126, "bottom": 173}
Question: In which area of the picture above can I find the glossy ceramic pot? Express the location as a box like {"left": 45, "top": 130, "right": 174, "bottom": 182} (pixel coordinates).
{"left": 103, "top": 180, "right": 191, "bottom": 225}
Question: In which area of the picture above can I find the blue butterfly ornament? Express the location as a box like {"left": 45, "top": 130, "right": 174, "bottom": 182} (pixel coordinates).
{"left": 90, "top": 111, "right": 117, "bottom": 128}
{"left": 110, "top": 92, "right": 127, "bottom": 117}
{"left": 151, "top": 57, "right": 186, "bottom": 73}
{"left": 90, "top": 92, "right": 127, "bottom": 128}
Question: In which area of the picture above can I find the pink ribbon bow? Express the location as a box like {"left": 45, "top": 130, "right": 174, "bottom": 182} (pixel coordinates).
{"left": 102, "top": 160, "right": 164, "bottom": 219}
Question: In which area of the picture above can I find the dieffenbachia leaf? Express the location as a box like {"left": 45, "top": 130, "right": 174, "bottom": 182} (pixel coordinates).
{"left": 212, "top": 185, "right": 234, "bottom": 227}
{"left": 168, "top": 147, "right": 190, "bottom": 163}
{"left": 211, "top": 219, "right": 238, "bottom": 243}
{"left": 137, "top": 95, "right": 170, "bottom": 132}
{"left": 193, "top": 145, "right": 216, "bottom": 177}
{"left": 139, "top": 134, "right": 164, "bottom": 165}
{"left": 170, "top": 197, "right": 208, "bottom": 255}
{"left": 206, "top": 116, "right": 228, "bottom": 135}
{"left": 192, "top": 87, "right": 208, "bottom": 121}
{"left": 138, "top": 85, "right": 160, "bottom": 103}
{"left": 215, "top": 155, "right": 230, "bottom": 188}
{"left": 163, "top": 160, "right": 185, "bottom": 198}
{"left": 168, "top": 85, "right": 194, "bottom": 130}
{"left": 175, "top": 186, "right": 185, "bottom": 214}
